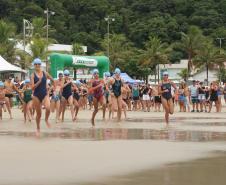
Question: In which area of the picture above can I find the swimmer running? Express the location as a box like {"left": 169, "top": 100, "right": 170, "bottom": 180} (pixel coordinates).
{"left": 31, "top": 58, "right": 55, "bottom": 136}
{"left": 158, "top": 71, "right": 177, "bottom": 124}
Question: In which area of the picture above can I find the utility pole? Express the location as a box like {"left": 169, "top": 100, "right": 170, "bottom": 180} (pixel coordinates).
{"left": 44, "top": 8, "right": 55, "bottom": 72}
{"left": 216, "top": 37, "right": 224, "bottom": 54}
{"left": 104, "top": 16, "right": 115, "bottom": 58}
{"left": 23, "top": 19, "right": 33, "bottom": 68}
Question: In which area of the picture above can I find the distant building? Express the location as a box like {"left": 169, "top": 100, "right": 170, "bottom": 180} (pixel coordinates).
{"left": 191, "top": 67, "right": 219, "bottom": 83}
{"left": 15, "top": 42, "right": 87, "bottom": 55}
{"left": 148, "top": 60, "right": 188, "bottom": 84}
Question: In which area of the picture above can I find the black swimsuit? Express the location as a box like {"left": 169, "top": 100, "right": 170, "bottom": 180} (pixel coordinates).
{"left": 161, "top": 82, "right": 172, "bottom": 100}
{"left": 112, "top": 78, "right": 122, "bottom": 98}
{"left": 62, "top": 81, "right": 72, "bottom": 100}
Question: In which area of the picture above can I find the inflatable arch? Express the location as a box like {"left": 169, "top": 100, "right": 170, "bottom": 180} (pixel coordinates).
{"left": 49, "top": 53, "right": 110, "bottom": 78}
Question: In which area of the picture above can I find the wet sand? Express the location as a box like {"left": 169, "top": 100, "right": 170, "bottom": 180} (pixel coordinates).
{"left": 0, "top": 108, "right": 226, "bottom": 184}
{"left": 81, "top": 152, "right": 226, "bottom": 185}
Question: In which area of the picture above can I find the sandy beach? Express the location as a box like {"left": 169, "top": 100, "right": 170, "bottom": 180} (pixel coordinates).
{"left": 0, "top": 108, "right": 226, "bottom": 184}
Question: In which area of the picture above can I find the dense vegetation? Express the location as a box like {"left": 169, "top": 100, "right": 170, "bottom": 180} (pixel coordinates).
{"left": 1, "top": 0, "right": 226, "bottom": 81}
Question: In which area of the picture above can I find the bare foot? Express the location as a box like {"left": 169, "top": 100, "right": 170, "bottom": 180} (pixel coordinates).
{"left": 46, "top": 121, "right": 51, "bottom": 128}
{"left": 73, "top": 116, "right": 77, "bottom": 122}
{"left": 91, "top": 119, "right": 95, "bottom": 127}
{"left": 10, "top": 114, "right": 13, "bottom": 119}
{"left": 36, "top": 130, "right": 41, "bottom": 138}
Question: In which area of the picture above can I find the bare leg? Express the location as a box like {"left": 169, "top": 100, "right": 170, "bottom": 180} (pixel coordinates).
{"left": 55, "top": 100, "right": 60, "bottom": 123}
{"left": 117, "top": 96, "right": 122, "bottom": 122}
{"left": 32, "top": 96, "right": 42, "bottom": 136}
{"left": 68, "top": 96, "right": 75, "bottom": 121}
{"left": 91, "top": 97, "right": 99, "bottom": 126}
{"left": 73, "top": 99, "right": 79, "bottom": 121}
{"left": 23, "top": 103, "right": 27, "bottom": 123}
{"left": 43, "top": 96, "right": 51, "bottom": 128}
{"left": 61, "top": 98, "right": 66, "bottom": 122}
{"left": 0, "top": 105, "right": 2, "bottom": 120}
{"left": 26, "top": 101, "right": 32, "bottom": 122}
{"left": 5, "top": 98, "right": 12, "bottom": 119}
{"left": 161, "top": 97, "right": 171, "bottom": 124}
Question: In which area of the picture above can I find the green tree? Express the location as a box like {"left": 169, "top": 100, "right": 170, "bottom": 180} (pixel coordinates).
{"left": 30, "top": 35, "right": 47, "bottom": 60}
{"left": 72, "top": 43, "right": 85, "bottom": 55}
{"left": 193, "top": 39, "right": 226, "bottom": 85}
{"left": 178, "top": 26, "right": 205, "bottom": 75}
{"left": 177, "top": 69, "right": 189, "bottom": 81}
{"left": 101, "top": 33, "right": 132, "bottom": 70}
{"left": 142, "top": 36, "right": 171, "bottom": 83}
{"left": 0, "top": 19, "right": 16, "bottom": 63}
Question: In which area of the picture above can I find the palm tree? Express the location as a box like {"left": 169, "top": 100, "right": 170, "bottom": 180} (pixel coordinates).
{"left": 193, "top": 39, "right": 226, "bottom": 85}
{"left": 72, "top": 43, "right": 85, "bottom": 55}
{"left": 178, "top": 26, "right": 205, "bottom": 76}
{"left": 178, "top": 69, "right": 189, "bottom": 81}
{"left": 30, "top": 35, "right": 48, "bottom": 60}
{"left": 142, "top": 36, "right": 171, "bottom": 83}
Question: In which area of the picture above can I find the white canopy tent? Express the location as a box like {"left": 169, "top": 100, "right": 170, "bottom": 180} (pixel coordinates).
{"left": 0, "top": 55, "right": 25, "bottom": 73}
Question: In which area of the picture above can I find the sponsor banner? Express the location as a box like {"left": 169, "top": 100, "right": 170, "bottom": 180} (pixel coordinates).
{"left": 72, "top": 56, "right": 97, "bottom": 67}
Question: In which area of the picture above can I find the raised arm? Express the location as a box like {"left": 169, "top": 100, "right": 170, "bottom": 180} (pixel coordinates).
{"left": 31, "top": 73, "right": 42, "bottom": 90}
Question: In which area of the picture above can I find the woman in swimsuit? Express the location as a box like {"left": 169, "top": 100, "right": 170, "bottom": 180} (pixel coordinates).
{"left": 4, "top": 76, "right": 20, "bottom": 108}
{"left": 103, "top": 72, "right": 111, "bottom": 119}
{"left": 72, "top": 80, "right": 80, "bottom": 121}
{"left": 89, "top": 69, "right": 105, "bottom": 126}
{"left": 30, "top": 58, "right": 55, "bottom": 136}
{"left": 22, "top": 79, "right": 33, "bottom": 123}
{"left": 158, "top": 71, "right": 177, "bottom": 124}
{"left": 50, "top": 73, "right": 63, "bottom": 123}
{"left": 110, "top": 68, "right": 123, "bottom": 122}
{"left": 0, "top": 81, "right": 8, "bottom": 120}
{"left": 61, "top": 70, "right": 76, "bottom": 122}
{"left": 209, "top": 82, "right": 220, "bottom": 113}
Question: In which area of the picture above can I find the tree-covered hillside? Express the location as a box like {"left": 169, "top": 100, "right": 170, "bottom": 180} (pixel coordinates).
{"left": 1, "top": 0, "right": 226, "bottom": 80}
{"left": 1, "top": 0, "right": 226, "bottom": 53}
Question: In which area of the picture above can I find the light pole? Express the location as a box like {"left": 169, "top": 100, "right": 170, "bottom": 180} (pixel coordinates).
{"left": 104, "top": 16, "right": 115, "bottom": 58}
{"left": 216, "top": 37, "right": 224, "bottom": 84}
{"left": 44, "top": 8, "right": 55, "bottom": 71}
{"left": 23, "top": 19, "right": 33, "bottom": 69}
{"left": 216, "top": 37, "right": 224, "bottom": 54}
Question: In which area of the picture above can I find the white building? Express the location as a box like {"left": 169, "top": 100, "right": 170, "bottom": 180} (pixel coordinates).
{"left": 15, "top": 43, "right": 87, "bottom": 55}
{"left": 148, "top": 60, "right": 188, "bottom": 83}
{"left": 192, "top": 69, "right": 218, "bottom": 83}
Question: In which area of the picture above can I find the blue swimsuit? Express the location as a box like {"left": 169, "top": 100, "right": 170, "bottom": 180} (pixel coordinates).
{"left": 33, "top": 72, "right": 47, "bottom": 102}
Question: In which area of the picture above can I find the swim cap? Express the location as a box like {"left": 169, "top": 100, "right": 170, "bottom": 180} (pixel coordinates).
{"left": 0, "top": 81, "right": 4, "bottom": 87}
{"left": 33, "top": 58, "right": 42, "bottom": 65}
{"left": 63, "top": 69, "right": 70, "bottom": 75}
{"left": 25, "top": 79, "right": 30, "bottom": 84}
{"left": 163, "top": 71, "right": 169, "bottom": 76}
{"left": 114, "top": 68, "right": 121, "bottom": 74}
{"left": 75, "top": 80, "right": 81, "bottom": 86}
{"left": 93, "top": 69, "right": 99, "bottom": 74}
{"left": 104, "top": 72, "right": 111, "bottom": 77}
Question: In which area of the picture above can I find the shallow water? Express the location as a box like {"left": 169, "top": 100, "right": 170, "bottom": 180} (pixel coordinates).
{"left": 1, "top": 127, "right": 226, "bottom": 142}
{"left": 81, "top": 153, "right": 226, "bottom": 185}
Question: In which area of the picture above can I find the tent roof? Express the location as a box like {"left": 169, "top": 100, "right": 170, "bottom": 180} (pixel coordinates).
{"left": 0, "top": 56, "right": 25, "bottom": 73}
{"left": 120, "top": 73, "right": 139, "bottom": 83}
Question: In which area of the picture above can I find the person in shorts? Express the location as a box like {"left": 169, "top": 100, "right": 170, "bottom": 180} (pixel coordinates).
{"left": 132, "top": 83, "right": 139, "bottom": 111}
{"left": 198, "top": 82, "right": 206, "bottom": 112}
{"left": 142, "top": 84, "right": 151, "bottom": 112}
{"left": 189, "top": 80, "right": 199, "bottom": 112}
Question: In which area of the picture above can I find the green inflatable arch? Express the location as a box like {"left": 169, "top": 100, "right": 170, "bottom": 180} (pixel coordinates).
{"left": 49, "top": 53, "right": 110, "bottom": 78}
